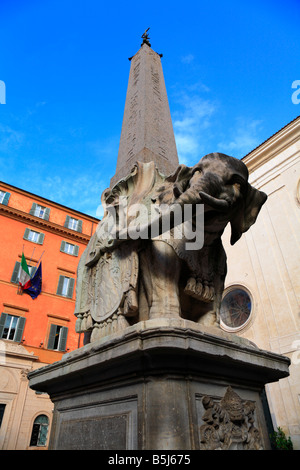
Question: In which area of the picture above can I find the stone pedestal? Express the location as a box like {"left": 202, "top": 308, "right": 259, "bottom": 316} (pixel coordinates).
{"left": 28, "top": 319, "right": 290, "bottom": 450}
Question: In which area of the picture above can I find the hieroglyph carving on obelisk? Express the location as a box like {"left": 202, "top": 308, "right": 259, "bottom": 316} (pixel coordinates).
{"left": 111, "top": 33, "right": 179, "bottom": 186}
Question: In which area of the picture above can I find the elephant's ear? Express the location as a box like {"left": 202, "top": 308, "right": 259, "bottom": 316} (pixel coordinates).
{"left": 230, "top": 184, "right": 267, "bottom": 245}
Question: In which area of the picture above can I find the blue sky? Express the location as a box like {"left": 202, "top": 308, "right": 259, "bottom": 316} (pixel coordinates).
{"left": 1, "top": 0, "right": 299, "bottom": 217}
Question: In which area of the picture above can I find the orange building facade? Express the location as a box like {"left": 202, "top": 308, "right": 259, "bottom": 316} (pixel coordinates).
{"left": 0, "top": 181, "right": 99, "bottom": 449}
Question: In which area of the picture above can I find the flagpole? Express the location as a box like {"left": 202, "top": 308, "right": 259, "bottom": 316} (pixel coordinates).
{"left": 35, "top": 251, "right": 45, "bottom": 267}
{"left": 29, "top": 247, "right": 35, "bottom": 267}
{"left": 19, "top": 245, "right": 25, "bottom": 295}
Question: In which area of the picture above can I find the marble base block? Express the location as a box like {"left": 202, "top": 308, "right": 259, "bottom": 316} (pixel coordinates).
{"left": 28, "top": 319, "right": 290, "bottom": 450}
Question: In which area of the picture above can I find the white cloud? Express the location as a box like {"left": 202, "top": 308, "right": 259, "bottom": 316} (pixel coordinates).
{"left": 217, "top": 118, "right": 263, "bottom": 155}
{"left": 181, "top": 54, "right": 194, "bottom": 64}
{"left": 0, "top": 124, "right": 24, "bottom": 152}
{"left": 39, "top": 172, "right": 107, "bottom": 217}
{"left": 14, "top": 168, "right": 106, "bottom": 218}
{"left": 172, "top": 88, "right": 217, "bottom": 166}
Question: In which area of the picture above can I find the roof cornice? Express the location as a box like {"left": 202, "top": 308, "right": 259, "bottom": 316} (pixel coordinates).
{"left": 0, "top": 204, "right": 91, "bottom": 243}
{"left": 242, "top": 116, "right": 300, "bottom": 174}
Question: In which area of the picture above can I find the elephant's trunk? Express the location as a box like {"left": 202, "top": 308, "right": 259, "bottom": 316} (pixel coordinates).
{"left": 198, "top": 191, "right": 229, "bottom": 212}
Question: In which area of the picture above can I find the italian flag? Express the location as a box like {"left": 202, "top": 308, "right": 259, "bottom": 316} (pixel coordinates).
{"left": 19, "top": 253, "right": 31, "bottom": 289}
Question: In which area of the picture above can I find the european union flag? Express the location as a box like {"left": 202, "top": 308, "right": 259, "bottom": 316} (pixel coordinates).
{"left": 23, "top": 263, "right": 42, "bottom": 299}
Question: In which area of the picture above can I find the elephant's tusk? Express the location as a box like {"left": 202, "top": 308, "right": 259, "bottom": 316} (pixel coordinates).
{"left": 199, "top": 191, "right": 229, "bottom": 212}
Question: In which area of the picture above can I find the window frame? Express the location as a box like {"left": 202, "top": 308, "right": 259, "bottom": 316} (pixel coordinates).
{"left": 47, "top": 324, "right": 68, "bottom": 351}
{"left": 56, "top": 275, "right": 75, "bottom": 299}
{"left": 23, "top": 228, "right": 45, "bottom": 245}
{"left": 27, "top": 230, "right": 40, "bottom": 243}
{"left": 0, "top": 404, "right": 6, "bottom": 429}
{"left": 64, "top": 215, "right": 82, "bottom": 233}
{"left": 0, "top": 191, "right": 10, "bottom": 206}
{"left": 220, "top": 285, "right": 253, "bottom": 332}
{"left": 29, "top": 414, "right": 49, "bottom": 447}
{"left": 29, "top": 202, "right": 50, "bottom": 221}
{"left": 0, "top": 313, "right": 26, "bottom": 342}
{"left": 60, "top": 240, "right": 79, "bottom": 257}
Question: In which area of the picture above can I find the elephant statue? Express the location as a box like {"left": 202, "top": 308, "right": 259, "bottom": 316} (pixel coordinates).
{"left": 74, "top": 153, "right": 267, "bottom": 343}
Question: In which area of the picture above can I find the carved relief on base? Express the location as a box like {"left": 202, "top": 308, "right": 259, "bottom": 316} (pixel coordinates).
{"left": 199, "top": 386, "right": 263, "bottom": 450}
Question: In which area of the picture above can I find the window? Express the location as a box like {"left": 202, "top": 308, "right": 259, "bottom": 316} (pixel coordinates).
{"left": 47, "top": 324, "right": 68, "bottom": 351}
{"left": 56, "top": 275, "right": 75, "bottom": 298}
{"left": 28, "top": 230, "right": 39, "bottom": 243}
{"left": 60, "top": 241, "right": 79, "bottom": 256}
{"left": 30, "top": 203, "right": 50, "bottom": 220}
{"left": 220, "top": 287, "right": 252, "bottom": 331}
{"left": 24, "top": 228, "right": 45, "bottom": 245}
{"left": 29, "top": 415, "right": 49, "bottom": 447}
{"left": 64, "top": 215, "right": 82, "bottom": 233}
{"left": 0, "top": 191, "right": 10, "bottom": 206}
{"left": 0, "top": 404, "right": 6, "bottom": 428}
{"left": 0, "top": 313, "right": 26, "bottom": 342}
{"left": 11, "top": 261, "right": 37, "bottom": 284}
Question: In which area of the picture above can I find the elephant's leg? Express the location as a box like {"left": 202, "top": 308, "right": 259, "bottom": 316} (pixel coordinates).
{"left": 147, "top": 241, "right": 181, "bottom": 319}
{"left": 185, "top": 276, "right": 215, "bottom": 303}
{"left": 184, "top": 246, "right": 215, "bottom": 303}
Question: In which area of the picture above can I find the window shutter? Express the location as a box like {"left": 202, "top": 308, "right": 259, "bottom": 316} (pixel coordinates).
{"left": 37, "top": 233, "right": 45, "bottom": 245}
{"left": 64, "top": 215, "right": 70, "bottom": 228}
{"left": 56, "top": 276, "right": 64, "bottom": 295}
{"left": 2, "top": 192, "right": 10, "bottom": 206}
{"left": 74, "top": 245, "right": 79, "bottom": 257}
{"left": 11, "top": 261, "right": 21, "bottom": 283}
{"left": 60, "top": 241, "right": 66, "bottom": 253}
{"left": 23, "top": 228, "right": 30, "bottom": 240}
{"left": 44, "top": 207, "right": 50, "bottom": 221}
{"left": 77, "top": 220, "right": 83, "bottom": 233}
{"left": 67, "top": 278, "right": 75, "bottom": 298}
{"left": 47, "top": 324, "right": 57, "bottom": 349}
{"left": 0, "top": 313, "right": 8, "bottom": 338}
{"left": 14, "top": 317, "right": 26, "bottom": 342}
{"left": 30, "top": 203, "right": 37, "bottom": 215}
{"left": 59, "top": 327, "right": 68, "bottom": 351}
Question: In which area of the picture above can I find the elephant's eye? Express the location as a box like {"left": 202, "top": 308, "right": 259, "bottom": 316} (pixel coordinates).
{"left": 190, "top": 169, "right": 202, "bottom": 185}
{"left": 192, "top": 166, "right": 202, "bottom": 176}
{"left": 229, "top": 175, "right": 247, "bottom": 195}
{"left": 233, "top": 183, "right": 241, "bottom": 196}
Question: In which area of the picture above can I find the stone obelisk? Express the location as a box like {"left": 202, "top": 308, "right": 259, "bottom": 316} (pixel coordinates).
{"left": 110, "top": 30, "right": 179, "bottom": 187}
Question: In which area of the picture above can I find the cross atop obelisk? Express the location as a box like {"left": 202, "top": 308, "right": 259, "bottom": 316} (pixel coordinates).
{"left": 110, "top": 29, "right": 179, "bottom": 187}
